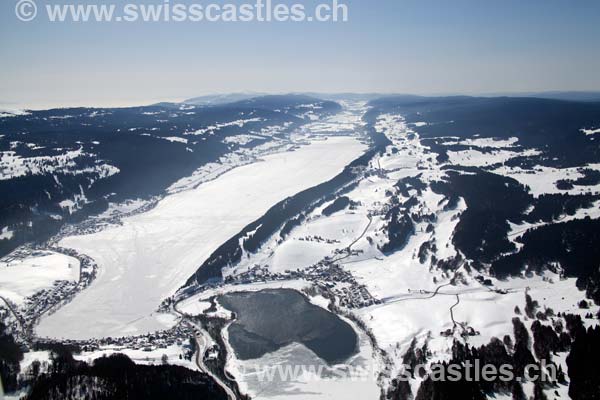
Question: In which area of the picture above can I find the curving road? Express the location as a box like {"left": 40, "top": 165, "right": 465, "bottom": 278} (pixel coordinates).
{"left": 381, "top": 282, "right": 453, "bottom": 304}
{"left": 173, "top": 303, "right": 237, "bottom": 400}
{"left": 193, "top": 327, "right": 237, "bottom": 400}
{"left": 331, "top": 215, "right": 373, "bottom": 264}
{"left": 449, "top": 294, "right": 460, "bottom": 327}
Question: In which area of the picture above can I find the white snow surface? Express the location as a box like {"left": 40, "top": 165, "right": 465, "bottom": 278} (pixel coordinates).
{"left": 74, "top": 343, "right": 197, "bottom": 371}
{"left": 36, "top": 136, "right": 366, "bottom": 340}
{"left": 216, "top": 112, "right": 600, "bottom": 397}
{"left": 581, "top": 127, "right": 600, "bottom": 136}
{"left": 0, "top": 148, "right": 119, "bottom": 181}
{"left": 0, "top": 108, "right": 30, "bottom": 118}
{"left": 441, "top": 137, "right": 519, "bottom": 148}
{"left": 493, "top": 163, "right": 600, "bottom": 197}
{"left": 4, "top": 106, "right": 599, "bottom": 400}
{"left": 0, "top": 251, "right": 80, "bottom": 305}
{"left": 161, "top": 136, "right": 189, "bottom": 144}
{"left": 241, "top": 212, "right": 369, "bottom": 275}
{"left": 446, "top": 148, "right": 541, "bottom": 167}
{"left": 95, "top": 198, "right": 149, "bottom": 219}
{"left": 0, "top": 226, "right": 14, "bottom": 240}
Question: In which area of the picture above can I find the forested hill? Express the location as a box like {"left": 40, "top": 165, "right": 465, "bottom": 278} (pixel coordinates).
{"left": 0, "top": 95, "right": 340, "bottom": 257}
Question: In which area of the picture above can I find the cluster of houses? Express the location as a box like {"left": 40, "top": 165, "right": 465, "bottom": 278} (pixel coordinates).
{"left": 37, "top": 318, "right": 197, "bottom": 360}
{"left": 51, "top": 197, "right": 159, "bottom": 241}
{"left": 23, "top": 280, "right": 80, "bottom": 331}
{"left": 333, "top": 284, "right": 380, "bottom": 309}
{"left": 298, "top": 235, "right": 341, "bottom": 245}
{"left": 215, "top": 256, "right": 381, "bottom": 310}
{"left": 3, "top": 246, "right": 98, "bottom": 341}
{"left": 440, "top": 325, "right": 481, "bottom": 338}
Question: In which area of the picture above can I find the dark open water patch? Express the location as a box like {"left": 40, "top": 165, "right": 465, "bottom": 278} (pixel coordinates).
{"left": 218, "top": 288, "right": 358, "bottom": 364}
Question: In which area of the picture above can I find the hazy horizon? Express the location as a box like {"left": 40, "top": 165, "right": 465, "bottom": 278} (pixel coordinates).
{"left": 5, "top": 89, "right": 600, "bottom": 111}
{"left": 2, "top": 0, "right": 600, "bottom": 109}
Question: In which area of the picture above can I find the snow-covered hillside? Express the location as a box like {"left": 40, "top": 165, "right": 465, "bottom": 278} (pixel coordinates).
{"left": 1, "top": 96, "right": 600, "bottom": 400}
{"left": 174, "top": 99, "right": 600, "bottom": 400}
{"left": 35, "top": 118, "right": 366, "bottom": 340}
{"left": 0, "top": 95, "right": 341, "bottom": 259}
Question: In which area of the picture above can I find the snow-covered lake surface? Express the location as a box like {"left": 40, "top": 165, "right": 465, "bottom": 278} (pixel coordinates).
{"left": 36, "top": 135, "right": 366, "bottom": 340}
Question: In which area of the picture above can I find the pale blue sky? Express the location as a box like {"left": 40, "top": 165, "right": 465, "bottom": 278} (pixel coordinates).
{"left": 1, "top": 0, "right": 599, "bottom": 108}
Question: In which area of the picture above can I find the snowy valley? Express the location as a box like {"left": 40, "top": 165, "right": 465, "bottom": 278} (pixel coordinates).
{"left": 1, "top": 95, "right": 600, "bottom": 400}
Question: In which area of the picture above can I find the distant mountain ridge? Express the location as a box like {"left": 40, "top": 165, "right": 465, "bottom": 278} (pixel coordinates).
{"left": 183, "top": 92, "right": 267, "bottom": 106}
{"left": 184, "top": 91, "right": 600, "bottom": 107}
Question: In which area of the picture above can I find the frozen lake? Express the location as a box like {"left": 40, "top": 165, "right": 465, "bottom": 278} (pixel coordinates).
{"left": 36, "top": 135, "right": 366, "bottom": 340}
{"left": 219, "top": 289, "right": 357, "bottom": 363}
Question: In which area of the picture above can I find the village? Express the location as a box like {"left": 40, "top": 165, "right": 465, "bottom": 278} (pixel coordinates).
{"left": 0, "top": 244, "right": 98, "bottom": 343}
{"left": 182, "top": 251, "right": 383, "bottom": 311}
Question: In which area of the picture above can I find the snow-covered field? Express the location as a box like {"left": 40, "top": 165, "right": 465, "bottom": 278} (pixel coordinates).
{"left": 213, "top": 112, "right": 600, "bottom": 397}
{"left": 4, "top": 102, "right": 599, "bottom": 400}
{"left": 0, "top": 226, "right": 15, "bottom": 240}
{"left": 0, "top": 251, "right": 80, "bottom": 305}
{"left": 74, "top": 343, "right": 197, "bottom": 371}
{"left": 493, "top": 163, "right": 600, "bottom": 197}
{"left": 35, "top": 135, "right": 366, "bottom": 340}
{"left": 177, "top": 111, "right": 600, "bottom": 400}
{"left": 228, "top": 211, "right": 369, "bottom": 276}
{"left": 0, "top": 147, "right": 119, "bottom": 181}
{"left": 446, "top": 148, "right": 541, "bottom": 167}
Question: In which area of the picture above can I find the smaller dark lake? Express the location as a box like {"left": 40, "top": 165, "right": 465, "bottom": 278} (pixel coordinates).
{"left": 218, "top": 288, "right": 358, "bottom": 364}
